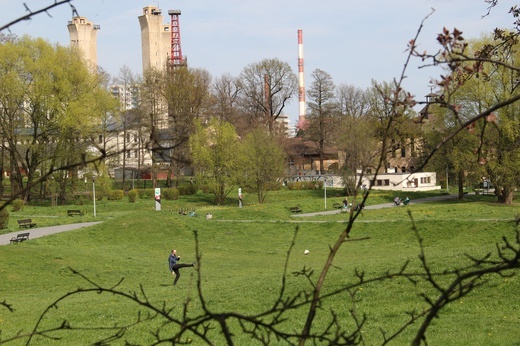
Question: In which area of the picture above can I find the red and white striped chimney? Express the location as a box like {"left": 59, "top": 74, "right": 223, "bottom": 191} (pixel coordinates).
{"left": 297, "top": 29, "right": 306, "bottom": 129}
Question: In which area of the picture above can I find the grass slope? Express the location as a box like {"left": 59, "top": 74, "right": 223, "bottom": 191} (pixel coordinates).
{"left": 0, "top": 190, "right": 519, "bottom": 345}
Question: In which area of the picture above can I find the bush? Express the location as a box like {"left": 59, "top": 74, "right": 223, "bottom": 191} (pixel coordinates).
{"left": 0, "top": 207, "right": 8, "bottom": 229}
{"left": 178, "top": 184, "right": 197, "bottom": 195}
{"left": 162, "top": 188, "right": 179, "bottom": 200}
{"left": 287, "top": 181, "right": 323, "bottom": 190}
{"left": 138, "top": 189, "right": 154, "bottom": 199}
{"left": 107, "top": 190, "right": 124, "bottom": 200}
{"left": 128, "top": 189, "right": 138, "bottom": 203}
{"left": 12, "top": 199, "right": 24, "bottom": 212}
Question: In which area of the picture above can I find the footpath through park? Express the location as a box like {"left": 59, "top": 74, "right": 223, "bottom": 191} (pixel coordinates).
{"left": 291, "top": 194, "right": 459, "bottom": 218}
{"left": 0, "top": 222, "right": 102, "bottom": 246}
{"left": 0, "top": 194, "right": 459, "bottom": 245}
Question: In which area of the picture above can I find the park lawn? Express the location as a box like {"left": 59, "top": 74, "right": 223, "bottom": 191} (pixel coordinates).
{"left": 0, "top": 189, "right": 519, "bottom": 345}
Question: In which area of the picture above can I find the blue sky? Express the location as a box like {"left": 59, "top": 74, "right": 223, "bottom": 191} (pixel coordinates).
{"left": 0, "top": 0, "right": 513, "bottom": 124}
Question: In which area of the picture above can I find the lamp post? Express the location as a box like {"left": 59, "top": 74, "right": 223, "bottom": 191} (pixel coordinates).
{"left": 324, "top": 177, "right": 327, "bottom": 210}
{"left": 92, "top": 177, "right": 96, "bottom": 217}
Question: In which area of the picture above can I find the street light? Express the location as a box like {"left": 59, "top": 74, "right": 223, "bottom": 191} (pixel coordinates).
{"left": 324, "top": 177, "right": 327, "bottom": 210}
{"left": 92, "top": 177, "right": 96, "bottom": 217}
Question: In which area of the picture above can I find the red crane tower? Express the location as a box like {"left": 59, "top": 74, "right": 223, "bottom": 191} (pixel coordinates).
{"left": 168, "top": 10, "right": 184, "bottom": 66}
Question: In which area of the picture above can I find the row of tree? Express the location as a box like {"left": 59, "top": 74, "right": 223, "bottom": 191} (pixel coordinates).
{"left": 2, "top": 20, "right": 520, "bottom": 206}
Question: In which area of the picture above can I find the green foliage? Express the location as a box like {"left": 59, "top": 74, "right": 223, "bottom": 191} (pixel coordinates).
{"left": 190, "top": 118, "right": 240, "bottom": 204}
{"left": 287, "top": 180, "right": 323, "bottom": 190}
{"left": 177, "top": 182, "right": 198, "bottom": 195}
{"left": 107, "top": 190, "right": 124, "bottom": 200}
{"left": 137, "top": 189, "right": 154, "bottom": 199}
{"left": 12, "top": 199, "right": 24, "bottom": 212}
{"left": 0, "top": 36, "right": 118, "bottom": 201}
{"left": 0, "top": 207, "right": 9, "bottom": 229}
{"left": 161, "top": 188, "right": 179, "bottom": 200}
{"left": 128, "top": 189, "right": 138, "bottom": 203}
{"left": 239, "top": 128, "right": 286, "bottom": 203}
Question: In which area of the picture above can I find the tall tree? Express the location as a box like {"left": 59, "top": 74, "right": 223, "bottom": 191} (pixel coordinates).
{"left": 190, "top": 118, "right": 239, "bottom": 205}
{"left": 114, "top": 65, "right": 140, "bottom": 191}
{"left": 238, "top": 58, "right": 297, "bottom": 133}
{"left": 162, "top": 66, "right": 212, "bottom": 185}
{"left": 140, "top": 67, "right": 166, "bottom": 187}
{"left": 239, "top": 128, "right": 285, "bottom": 204}
{"left": 417, "top": 31, "right": 520, "bottom": 204}
{"left": 304, "top": 69, "right": 338, "bottom": 174}
{"left": 0, "top": 36, "right": 115, "bottom": 202}
{"left": 336, "top": 83, "right": 370, "bottom": 118}
{"left": 211, "top": 73, "right": 248, "bottom": 135}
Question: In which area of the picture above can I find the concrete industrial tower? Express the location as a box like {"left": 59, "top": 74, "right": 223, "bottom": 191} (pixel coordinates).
{"left": 67, "top": 16, "right": 100, "bottom": 71}
{"left": 297, "top": 29, "right": 307, "bottom": 130}
{"left": 139, "top": 6, "right": 186, "bottom": 72}
{"left": 138, "top": 6, "right": 171, "bottom": 72}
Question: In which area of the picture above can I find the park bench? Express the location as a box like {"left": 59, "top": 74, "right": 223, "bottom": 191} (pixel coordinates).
{"left": 17, "top": 219, "right": 37, "bottom": 229}
{"left": 67, "top": 210, "right": 84, "bottom": 216}
{"left": 290, "top": 206, "right": 302, "bottom": 213}
{"left": 333, "top": 203, "right": 343, "bottom": 209}
{"left": 10, "top": 232, "right": 30, "bottom": 243}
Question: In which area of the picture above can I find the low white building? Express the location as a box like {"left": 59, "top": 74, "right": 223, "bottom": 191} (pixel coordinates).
{"left": 360, "top": 171, "right": 440, "bottom": 192}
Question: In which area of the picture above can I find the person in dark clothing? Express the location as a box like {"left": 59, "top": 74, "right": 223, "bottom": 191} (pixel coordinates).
{"left": 168, "top": 249, "right": 196, "bottom": 285}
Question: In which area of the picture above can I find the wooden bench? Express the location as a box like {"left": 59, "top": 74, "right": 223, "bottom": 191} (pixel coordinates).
{"left": 17, "top": 219, "right": 37, "bottom": 229}
{"left": 290, "top": 206, "right": 302, "bottom": 213}
{"left": 67, "top": 210, "right": 84, "bottom": 216}
{"left": 10, "top": 232, "right": 30, "bottom": 243}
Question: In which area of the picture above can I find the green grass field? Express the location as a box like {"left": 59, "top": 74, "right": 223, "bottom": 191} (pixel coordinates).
{"left": 0, "top": 189, "right": 519, "bottom": 345}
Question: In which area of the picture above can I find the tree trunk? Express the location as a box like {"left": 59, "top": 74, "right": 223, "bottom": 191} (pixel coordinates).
{"left": 457, "top": 169, "right": 464, "bottom": 200}
{"left": 497, "top": 185, "right": 514, "bottom": 205}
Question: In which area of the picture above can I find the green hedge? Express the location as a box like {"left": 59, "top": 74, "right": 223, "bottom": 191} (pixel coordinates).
{"left": 107, "top": 190, "right": 124, "bottom": 200}
{"left": 286, "top": 181, "right": 323, "bottom": 190}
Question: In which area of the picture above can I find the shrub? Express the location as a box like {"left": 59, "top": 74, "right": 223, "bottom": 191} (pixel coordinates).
{"left": 178, "top": 184, "right": 197, "bottom": 195}
{"left": 12, "top": 199, "right": 24, "bottom": 212}
{"left": 0, "top": 207, "right": 8, "bottom": 229}
{"left": 287, "top": 181, "right": 323, "bottom": 190}
{"left": 138, "top": 189, "right": 154, "bottom": 199}
{"left": 162, "top": 188, "right": 179, "bottom": 200}
{"left": 128, "top": 189, "right": 138, "bottom": 203}
{"left": 107, "top": 190, "right": 124, "bottom": 200}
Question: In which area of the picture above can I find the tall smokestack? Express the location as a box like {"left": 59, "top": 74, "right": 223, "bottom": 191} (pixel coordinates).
{"left": 297, "top": 29, "right": 306, "bottom": 129}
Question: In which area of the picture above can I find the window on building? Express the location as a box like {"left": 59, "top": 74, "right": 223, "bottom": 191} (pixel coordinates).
{"left": 401, "top": 147, "right": 406, "bottom": 158}
{"left": 98, "top": 135, "right": 103, "bottom": 144}
{"left": 420, "top": 177, "right": 431, "bottom": 184}
{"left": 401, "top": 166, "right": 406, "bottom": 172}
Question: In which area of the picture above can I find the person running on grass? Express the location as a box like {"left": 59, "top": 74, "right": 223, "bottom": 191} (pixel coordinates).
{"left": 168, "top": 249, "right": 196, "bottom": 285}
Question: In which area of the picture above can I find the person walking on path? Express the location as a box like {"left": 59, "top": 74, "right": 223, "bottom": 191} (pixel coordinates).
{"left": 168, "top": 249, "right": 196, "bottom": 285}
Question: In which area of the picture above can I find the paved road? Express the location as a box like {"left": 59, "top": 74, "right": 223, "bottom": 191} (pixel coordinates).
{"left": 291, "top": 194, "right": 459, "bottom": 217}
{"left": 0, "top": 222, "right": 103, "bottom": 246}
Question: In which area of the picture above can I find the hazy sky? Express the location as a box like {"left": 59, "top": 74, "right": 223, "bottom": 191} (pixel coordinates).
{"left": 0, "top": 0, "right": 513, "bottom": 124}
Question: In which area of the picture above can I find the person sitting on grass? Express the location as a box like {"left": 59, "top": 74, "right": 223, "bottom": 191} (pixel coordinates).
{"left": 403, "top": 197, "right": 410, "bottom": 205}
